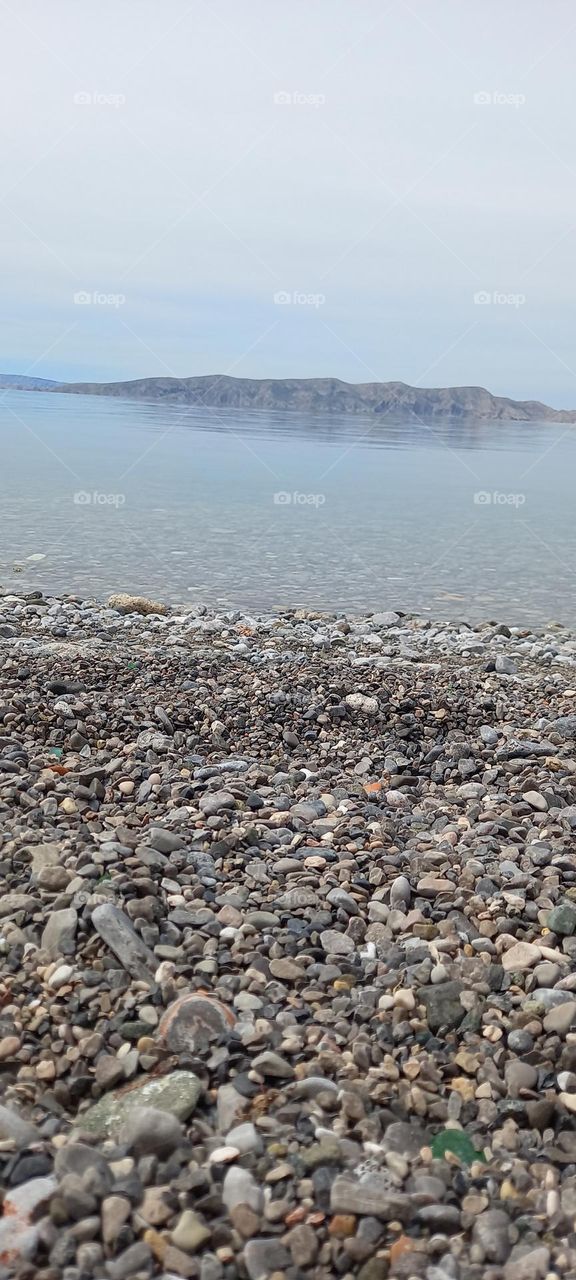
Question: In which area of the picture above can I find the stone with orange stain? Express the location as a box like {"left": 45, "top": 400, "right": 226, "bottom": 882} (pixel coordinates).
{"left": 158, "top": 991, "right": 236, "bottom": 1055}
{"left": 363, "top": 780, "right": 383, "bottom": 795}
{"left": 284, "top": 1206, "right": 307, "bottom": 1227}
{"left": 389, "top": 1235, "right": 415, "bottom": 1267}
{"left": 329, "top": 1214, "right": 357, "bottom": 1237}
{"left": 143, "top": 1227, "right": 168, "bottom": 1264}
{"left": 0, "top": 1176, "right": 56, "bottom": 1265}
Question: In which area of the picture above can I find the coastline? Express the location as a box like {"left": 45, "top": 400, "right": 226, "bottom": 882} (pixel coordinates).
{"left": 1, "top": 588, "right": 576, "bottom": 1272}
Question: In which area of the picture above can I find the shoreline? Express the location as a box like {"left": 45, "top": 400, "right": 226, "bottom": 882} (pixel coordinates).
{"left": 1, "top": 587, "right": 576, "bottom": 1273}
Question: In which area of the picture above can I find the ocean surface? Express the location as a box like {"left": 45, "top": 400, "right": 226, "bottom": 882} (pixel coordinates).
{"left": 1, "top": 388, "right": 575, "bottom": 625}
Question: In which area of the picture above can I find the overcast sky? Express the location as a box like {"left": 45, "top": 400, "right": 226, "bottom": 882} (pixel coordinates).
{"left": 1, "top": 0, "right": 575, "bottom": 404}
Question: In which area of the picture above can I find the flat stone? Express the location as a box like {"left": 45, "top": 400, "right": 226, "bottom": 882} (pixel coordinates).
{"left": 543, "top": 1001, "right": 576, "bottom": 1035}
{"left": 243, "top": 1238, "right": 291, "bottom": 1280}
{"left": 383, "top": 1120, "right": 429, "bottom": 1159}
{"left": 495, "top": 656, "right": 517, "bottom": 675}
{"left": 41, "top": 908, "right": 78, "bottom": 958}
{"left": 30, "top": 842, "right": 61, "bottom": 871}
{"left": 0, "top": 893, "right": 38, "bottom": 918}
{"left": 419, "top": 980, "right": 466, "bottom": 1031}
{"left": 416, "top": 876, "right": 454, "bottom": 896}
{"left": 504, "top": 1246, "right": 551, "bottom": 1280}
{"left": 78, "top": 1070, "right": 202, "bottom": 1137}
{"left": 222, "top": 1166, "right": 263, "bottom": 1213}
{"left": 251, "top": 1051, "right": 294, "bottom": 1079}
{"left": 91, "top": 903, "right": 157, "bottom": 984}
{"left": 320, "top": 929, "right": 355, "bottom": 955}
{"left": 199, "top": 789, "right": 235, "bottom": 816}
{"left": 523, "top": 790, "right": 548, "bottom": 810}
{"left": 158, "top": 992, "right": 235, "bottom": 1053}
{"left": 331, "top": 1173, "right": 411, "bottom": 1220}
{"left": 472, "top": 1209, "right": 512, "bottom": 1263}
{"left": 146, "top": 826, "right": 186, "bottom": 852}
{"left": 501, "top": 941, "right": 541, "bottom": 972}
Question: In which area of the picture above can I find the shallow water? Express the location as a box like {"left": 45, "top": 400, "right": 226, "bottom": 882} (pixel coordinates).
{"left": 1, "top": 389, "right": 575, "bottom": 624}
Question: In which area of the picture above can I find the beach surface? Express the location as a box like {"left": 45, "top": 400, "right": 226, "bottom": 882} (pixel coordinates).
{"left": 1, "top": 591, "right": 576, "bottom": 1276}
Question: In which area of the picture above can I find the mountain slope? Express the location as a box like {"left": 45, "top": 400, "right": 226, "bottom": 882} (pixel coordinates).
{"left": 50, "top": 374, "right": 576, "bottom": 421}
{"left": 0, "top": 373, "right": 59, "bottom": 389}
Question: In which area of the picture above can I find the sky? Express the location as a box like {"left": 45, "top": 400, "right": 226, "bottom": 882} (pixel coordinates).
{"left": 1, "top": 0, "right": 576, "bottom": 405}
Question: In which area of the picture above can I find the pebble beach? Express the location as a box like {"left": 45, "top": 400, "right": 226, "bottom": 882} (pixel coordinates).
{"left": 2, "top": 590, "right": 576, "bottom": 1278}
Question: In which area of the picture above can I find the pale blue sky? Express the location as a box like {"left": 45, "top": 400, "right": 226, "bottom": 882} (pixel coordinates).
{"left": 1, "top": 0, "right": 575, "bottom": 405}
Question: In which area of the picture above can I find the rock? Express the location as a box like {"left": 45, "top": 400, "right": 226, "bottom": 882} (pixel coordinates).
{"left": 503, "top": 1246, "right": 550, "bottom": 1280}
{"left": 0, "top": 893, "right": 37, "bottom": 917}
{"left": 106, "top": 1241, "right": 153, "bottom": 1279}
{"left": 543, "top": 1001, "right": 576, "bottom": 1034}
{"left": 472, "top": 1209, "right": 512, "bottom": 1262}
{"left": 0, "top": 1176, "right": 56, "bottom": 1264}
{"left": 416, "top": 875, "right": 454, "bottom": 896}
{"left": 119, "top": 1106, "right": 184, "bottom": 1156}
{"left": 501, "top": 941, "right": 541, "bottom": 971}
{"left": 158, "top": 992, "right": 235, "bottom": 1053}
{"left": 495, "top": 656, "right": 518, "bottom": 675}
{"left": 222, "top": 1167, "right": 263, "bottom": 1213}
{"left": 419, "top": 980, "right": 466, "bottom": 1031}
{"left": 199, "top": 789, "right": 236, "bottom": 816}
{"left": 54, "top": 1142, "right": 111, "bottom": 1189}
{"left": 101, "top": 1194, "right": 132, "bottom": 1245}
{"left": 107, "top": 593, "right": 168, "bottom": 615}
{"left": 523, "top": 790, "right": 548, "bottom": 810}
{"left": 320, "top": 929, "right": 355, "bottom": 955}
{"left": 79, "top": 1070, "right": 202, "bottom": 1136}
{"left": 287, "top": 1223, "right": 319, "bottom": 1267}
{"left": 146, "top": 826, "right": 186, "bottom": 853}
{"left": 41, "top": 907, "right": 78, "bottom": 957}
{"left": 330, "top": 1173, "right": 411, "bottom": 1220}
{"left": 243, "top": 1238, "right": 291, "bottom": 1280}
{"left": 91, "top": 903, "right": 157, "bottom": 984}
{"left": 548, "top": 901, "right": 576, "bottom": 935}
{"left": 0, "top": 1104, "right": 40, "bottom": 1147}
{"left": 225, "top": 1123, "right": 261, "bottom": 1155}
{"left": 345, "top": 693, "right": 379, "bottom": 714}
{"left": 251, "top": 1051, "right": 294, "bottom": 1079}
{"left": 172, "top": 1210, "right": 211, "bottom": 1253}
{"left": 383, "top": 1121, "right": 429, "bottom": 1159}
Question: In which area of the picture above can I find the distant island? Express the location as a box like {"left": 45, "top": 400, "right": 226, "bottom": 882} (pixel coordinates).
{"left": 2, "top": 371, "right": 576, "bottom": 422}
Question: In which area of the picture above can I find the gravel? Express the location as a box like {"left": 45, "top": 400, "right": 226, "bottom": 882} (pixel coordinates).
{"left": 2, "top": 589, "right": 576, "bottom": 1275}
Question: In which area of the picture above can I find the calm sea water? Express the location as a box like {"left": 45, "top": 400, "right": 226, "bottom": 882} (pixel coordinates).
{"left": 1, "top": 389, "right": 575, "bottom": 625}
